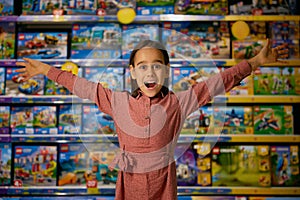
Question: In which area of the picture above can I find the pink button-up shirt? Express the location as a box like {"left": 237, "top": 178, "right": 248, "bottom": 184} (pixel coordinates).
{"left": 48, "top": 60, "right": 252, "bottom": 200}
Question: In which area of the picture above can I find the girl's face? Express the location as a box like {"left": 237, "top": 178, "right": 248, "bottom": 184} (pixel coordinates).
{"left": 130, "top": 47, "right": 170, "bottom": 97}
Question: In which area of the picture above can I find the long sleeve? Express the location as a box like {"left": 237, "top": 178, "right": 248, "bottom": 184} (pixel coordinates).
{"left": 176, "top": 60, "right": 252, "bottom": 118}
{"left": 47, "top": 67, "right": 114, "bottom": 115}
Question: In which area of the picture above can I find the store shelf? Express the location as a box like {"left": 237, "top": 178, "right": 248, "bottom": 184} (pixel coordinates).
{"left": 177, "top": 187, "right": 300, "bottom": 196}
{"left": 1, "top": 186, "right": 299, "bottom": 196}
{"left": 0, "top": 95, "right": 92, "bottom": 104}
{"left": 214, "top": 95, "right": 300, "bottom": 103}
{"left": 8, "top": 134, "right": 300, "bottom": 143}
{"left": 17, "top": 14, "right": 160, "bottom": 23}
{"left": 15, "top": 15, "right": 300, "bottom": 23}
{"left": 179, "top": 135, "right": 300, "bottom": 143}
{"left": 0, "top": 16, "right": 18, "bottom": 21}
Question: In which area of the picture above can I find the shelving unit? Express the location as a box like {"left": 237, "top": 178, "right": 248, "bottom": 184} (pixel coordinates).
{"left": 1, "top": 6, "right": 300, "bottom": 198}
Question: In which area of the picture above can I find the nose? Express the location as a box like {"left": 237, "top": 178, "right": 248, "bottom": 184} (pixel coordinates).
{"left": 146, "top": 66, "right": 155, "bottom": 77}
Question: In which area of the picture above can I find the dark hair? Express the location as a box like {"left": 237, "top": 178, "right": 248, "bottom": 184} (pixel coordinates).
{"left": 128, "top": 40, "right": 170, "bottom": 97}
{"left": 129, "top": 40, "right": 170, "bottom": 67}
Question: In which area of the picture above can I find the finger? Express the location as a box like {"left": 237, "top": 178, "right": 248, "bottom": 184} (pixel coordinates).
{"left": 276, "top": 59, "right": 288, "bottom": 64}
{"left": 15, "top": 68, "right": 27, "bottom": 73}
{"left": 22, "top": 57, "right": 35, "bottom": 65}
{"left": 15, "top": 61, "right": 27, "bottom": 66}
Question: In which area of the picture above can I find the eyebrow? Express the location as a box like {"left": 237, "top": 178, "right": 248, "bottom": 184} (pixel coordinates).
{"left": 136, "top": 59, "right": 164, "bottom": 66}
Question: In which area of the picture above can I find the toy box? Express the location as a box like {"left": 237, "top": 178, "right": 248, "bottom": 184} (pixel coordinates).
{"left": 136, "top": 6, "right": 174, "bottom": 15}
{"left": 175, "top": 143, "right": 198, "bottom": 186}
{"left": 253, "top": 105, "right": 293, "bottom": 135}
{"left": 0, "top": 106, "right": 10, "bottom": 134}
{"left": 33, "top": 106, "right": 57, "bottom": 135}
{"left": 62, "top": 0, "right": 97, "bottom": 15}
{"left": 232, "top": 40, "right": 265, "bottom": 59}
{"left": 213, "top": 106, "right": 253, "bottom": 135}
{"left": 253, "top": 67, "right": 300, "bottom": 95}
{"left": 0, "top": 143, "right": 11, "bottom": 186}
{"left": 17, "top": 32, "right": 68, "bottom": 59}
{"left": 122, "top": 24, "right": 159, "bottom": 59}
{"left": 82, "top": 104, "right": 115, "bottom": 135}
{"left": 13, "top": 144, "right": 58, "bottom": 187}
{"left": 10, "top": 106, "right": 34, "bottom": 135}
{"left": 270, "top": 145, "right": 300, "bottom": 186}
{"left": 5, "top": 67, "right": 45, "bottom": 96}
{"left": 58, "top": 142, "right": 118, "bottom": 186}
{"left": 269, "top": 21, "right": 299, "bottom": 40}
{"left": 175, "top": 0, "right": 228, "bottom": 15}
{"left": 172, "top": 66, "right": 222, "bottom": 92}
{"left": 229, "top": 0, "right": 294, "bottom": 15}
{"left": 71, "top": 23, "right": 121, "bottom": 59}
{"left": 0, "top": 0, "right": 14, "bottom": 15}
{"left": 44, "top": 77, "right": 70, "bottom": 95}
{"left": 212, "top": 145, "right": 271, "bottom": 187}
{"left": 195, "top": 142, "right": 212, "bottom": 186}
{"left": 84, "top": 67, "right": 124, "bottom": 91}
{"left": 163, "top": 21, "right": 230, "bottom": 59}
{"left": 58, "top": 104, "right": 82, "bottom": 134}
{"left": 96, "top": 0, "right": 136, "bottom": 16}
{"left": 181, "top": 106, "right": 213, "bottom": 135}
{"left": 22, "top": 0, "right": 63, "bottom": 15}
{"left": 0, "top": 22, "right": 15, "bottom": 59}
{"left": 0, "top": 67, "right": 5, "bottom": 95}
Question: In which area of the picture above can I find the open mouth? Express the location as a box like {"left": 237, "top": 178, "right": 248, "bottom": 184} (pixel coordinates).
{"left": 144, "top": 81, "right": 157, "bottom": 89}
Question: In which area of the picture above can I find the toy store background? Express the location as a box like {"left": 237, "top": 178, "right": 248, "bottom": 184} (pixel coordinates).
{"left": 0, "top": 0, "right": 300, "bottom": 200}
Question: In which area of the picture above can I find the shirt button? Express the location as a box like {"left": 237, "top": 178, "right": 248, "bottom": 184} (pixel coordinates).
{"left": 145, "top": 103, "right": 149, "bottom": 107}
{"left": 145, "top": 116, "right": 150, "bottom": 119}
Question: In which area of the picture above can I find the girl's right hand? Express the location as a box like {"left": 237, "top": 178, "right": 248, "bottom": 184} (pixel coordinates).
{"left": 15, "top": 58, "right": 52, "bottom": 82}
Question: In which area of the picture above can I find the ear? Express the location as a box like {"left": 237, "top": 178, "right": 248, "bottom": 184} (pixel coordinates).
{"left": 164, "top": 63, "right": 170, "bottom": 78}
{"left": 129, "top": 64, "right": 136, "bottom": 79}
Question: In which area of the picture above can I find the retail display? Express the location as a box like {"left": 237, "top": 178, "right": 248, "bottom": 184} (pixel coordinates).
{"left": 0, "top": 1, "right": 299, "bottom": 199}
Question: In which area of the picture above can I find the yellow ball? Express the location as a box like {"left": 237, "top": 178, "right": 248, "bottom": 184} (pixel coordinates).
{"left": 231, "top": 21, "right": 250, "bottom": 40}
{"left": 117, "top": 8, "right": 136, "bottom": 24}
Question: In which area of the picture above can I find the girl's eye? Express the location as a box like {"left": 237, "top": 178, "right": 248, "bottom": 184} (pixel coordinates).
{"left": 138, "top": 65, "right": 148, "bottom": 70}
{"left": 153, "top": 64, "right": 162, "bottom": 70}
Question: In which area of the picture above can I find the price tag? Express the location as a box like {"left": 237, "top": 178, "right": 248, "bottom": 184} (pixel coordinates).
{"left": 14, "top": 180, "right": 23, "bottom": 187}
{"left": 86, "top": 180, "right": 99, "bottom": 194}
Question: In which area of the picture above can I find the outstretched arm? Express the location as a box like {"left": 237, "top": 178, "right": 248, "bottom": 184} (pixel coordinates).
{"left": 247, "top": 38, "right": 289, "bottom": 71}
{"left": 15, "top": 58, "right": 51, "bottom": 81}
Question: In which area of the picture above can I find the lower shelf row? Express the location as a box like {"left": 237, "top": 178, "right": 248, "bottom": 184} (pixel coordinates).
{"left": 0, "top": 142, "right": 299, "bottom": 190}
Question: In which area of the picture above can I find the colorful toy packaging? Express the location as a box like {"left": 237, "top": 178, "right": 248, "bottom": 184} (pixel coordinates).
{"left": 62, "top": 0, "right": 97, "bottom": 15}
{"left": 44, "top": 77, "right": 70, "bottom": 95}
{"left": 0, "top": 22, "right": 15, "bottom": 59}
{"left": 0, "top": 0, "right": 14, "bottom": 15}
{"left": 212, "top": 145, "right": 271, "bottom": 187}
{"left": 58, "top": 104, "right": 82, "bottom": 134}
{"left": 0, "top": 143, "right": 11, "bottom": 186}
{"left": 71, "top": 23, "right": 121, "bottom": 59}
{"left": 253, "top": 67, "right": 300, "bottom": 95}
{"left": 269, "top": 21, "right": 300, "bottom": 41}
{"left": 17, "top": 32, "right": 68, "bottom": 59}
{"left": 176, "top": 142, "right": 212, "bottom": 186}
{"left": 175, "top": 0, "right": 228, "bottom": 15}
{"left": 0, "top": 67, "right": 5, "bottom": 95}
{"left": 232, "top": 40, "right": 265, "bottom": 59}
{"left": 5, "top": 67, "right": 45, "bottom": 96}
{"left": 213, "top": 106, "right": 253, "bottom": 135}
{"left": 13, "top": 144, "right": 58, "bottom": 187}
{"left": 82, "top": 104, "right": 115, "bottom": 135}
{"left": 84, "top": 67, "right": 124, "bottom": 91}
{"left": 163, "top": 21, "right": 230, "bottom": 59}
{"left": 253, "top": 105, "right": 293, "bottom": 135}
{"left": 96, "top": 0, "right": 136, "bottom": 16}
{"left": 10, "top": 106, "right": 34, "bottom": 135}
{"left": 172, "top": 66, "right": 222, "bottom": 92}
{"left": 0, "top": 106, "right": 10, "bottom": 135}
{"left": 122, "top": 24, "right": 159, "bottom": 59}
{"left": 270, "top": 145, "right": 300, "bottom": 186}
{"left": 58, "top": 142, "right": 118, "bottom": 187}
{"left": 33, "top": 106, "right": 57, "bottom": 135}
{"left": 136, "top": 0, "right": 174, "bottom": 15}
{"left": 22, "top": 0, "right": 63, "bottom": 15}
{"left": 225, "top": 68, "right": 254, "bottom": 96}
{"left": 229, "top": 0, "right": 295, "bottom": 15}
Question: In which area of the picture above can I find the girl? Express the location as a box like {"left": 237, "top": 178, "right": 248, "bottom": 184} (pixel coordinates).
{"left": 16, "top": 39, "right": 288, "bottom": 200}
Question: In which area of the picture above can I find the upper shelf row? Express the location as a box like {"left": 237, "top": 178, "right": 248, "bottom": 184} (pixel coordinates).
{"left": 0, "top": 15, "right": 300, "bottom": 22}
